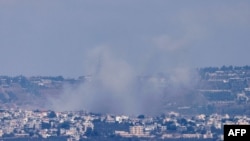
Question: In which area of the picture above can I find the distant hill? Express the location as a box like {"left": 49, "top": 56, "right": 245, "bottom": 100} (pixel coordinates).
{"left": 0, "top": 66, "right": 250, "bottom": 115}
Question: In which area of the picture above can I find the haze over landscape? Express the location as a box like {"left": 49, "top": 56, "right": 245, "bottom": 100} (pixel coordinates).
{"left": 1, "top": 0, "right": 250, "bottom": 115}
{"left": 1, "top": 0, "right": 250, "bottom": 77}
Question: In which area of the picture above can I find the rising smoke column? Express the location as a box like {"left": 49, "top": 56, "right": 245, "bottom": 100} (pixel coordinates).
{"left": 47, "top": 45, "right": 202, "bottom": 116}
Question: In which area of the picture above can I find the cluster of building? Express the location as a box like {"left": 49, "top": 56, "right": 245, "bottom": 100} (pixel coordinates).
{"left": 1, "top": 66, "right": 250, "bottom": 140}
{"left": 0, "top": 109, "right": 249, "bottom": 140}
{"left": 0, "top": 109, "right": 92, "bottom": 140}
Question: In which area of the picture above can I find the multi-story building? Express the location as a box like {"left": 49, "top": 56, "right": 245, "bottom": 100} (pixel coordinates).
{"left": 129, "top": 125, "right": 144, "bottom": 135}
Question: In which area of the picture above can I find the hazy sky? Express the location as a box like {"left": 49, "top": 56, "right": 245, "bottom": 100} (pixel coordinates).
{"left": 1, "top": 0, "right": 250, "bottom": 78}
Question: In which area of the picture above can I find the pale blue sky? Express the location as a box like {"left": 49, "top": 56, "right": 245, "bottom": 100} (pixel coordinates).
{"left": 0, "top": 0, "right": 250, "bottom": 77}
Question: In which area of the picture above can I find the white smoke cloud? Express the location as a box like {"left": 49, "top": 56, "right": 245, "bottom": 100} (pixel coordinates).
{"left": 48, "top": 46, "right": 140, "bottom": 115}
{"left": 47, "top": 45, "right": 202, "bottom": 116}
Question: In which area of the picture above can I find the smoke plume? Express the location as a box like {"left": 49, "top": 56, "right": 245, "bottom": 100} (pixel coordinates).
{"left": 48, "top": 45, "right": 201, "bottom": 116}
